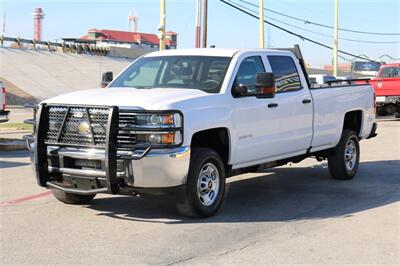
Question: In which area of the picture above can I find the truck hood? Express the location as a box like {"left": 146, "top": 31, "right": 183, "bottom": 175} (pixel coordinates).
{"left": 42, "top": 87, "right": 208, "bottom": 109}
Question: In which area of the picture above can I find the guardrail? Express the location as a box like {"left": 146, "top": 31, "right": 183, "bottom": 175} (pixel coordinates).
{"left": 0, "top": 36, "right": 110, "bottom": 56}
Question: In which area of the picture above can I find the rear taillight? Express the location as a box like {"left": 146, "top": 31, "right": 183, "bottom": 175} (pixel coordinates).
{"left": 1, "top": 87, "right": 5, "bottom": 111}
{"left": 373, "top": 92, "right": 376, "bottom": 114}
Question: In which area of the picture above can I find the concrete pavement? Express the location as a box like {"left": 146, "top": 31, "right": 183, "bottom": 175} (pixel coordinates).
{"left": 0, "top": 119, "right": 399, "bottom": 264}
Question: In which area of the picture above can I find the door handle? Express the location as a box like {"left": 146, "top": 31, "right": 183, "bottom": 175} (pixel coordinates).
{"left": 267, "top": 103, "right": 278, "bottom": 108}
{"left": 302, "top": 99, "right": 312, "bottom": 104}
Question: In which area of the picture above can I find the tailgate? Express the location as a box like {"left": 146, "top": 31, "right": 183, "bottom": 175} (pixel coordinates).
{"left": 370, "top": 78, "right": 400, "bottom": 97}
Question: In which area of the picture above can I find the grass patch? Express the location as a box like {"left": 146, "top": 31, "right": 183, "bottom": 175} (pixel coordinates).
{"left": 0, "top": 122, "right": 33, "bottom": 131}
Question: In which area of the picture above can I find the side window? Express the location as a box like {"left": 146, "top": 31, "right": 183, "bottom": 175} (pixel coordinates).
{"left": 267, "top": 56, "right": 302, "bottom": 93}
{"left": 234, "top": 56, "right": 265, "bottom": 93}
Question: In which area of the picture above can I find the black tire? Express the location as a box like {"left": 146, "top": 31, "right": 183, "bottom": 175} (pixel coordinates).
{"left": 328, "top": 129, "right": 360, "bottom": 180}
{"left": 376, "top": 107, "right": 386, "bottom": 116}
{"left": 51, "top": 189, "right": 96, "bottom": 205}
{"left": 176, "top": 148, "right": 226, "bottom": 218}
{"left": 384, "top": 104, "right": 397, "bottom": 116}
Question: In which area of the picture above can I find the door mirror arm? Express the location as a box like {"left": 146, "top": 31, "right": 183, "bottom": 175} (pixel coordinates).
{"left": 232, "top": 84, "right": 249, "bottom": 97}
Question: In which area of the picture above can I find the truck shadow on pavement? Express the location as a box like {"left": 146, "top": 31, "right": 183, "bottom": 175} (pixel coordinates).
{"left": 87, "top": 160, "right": 400, "bottom": 224}
{"left": 0, "top": 150, "right": 31, "bottom": 169}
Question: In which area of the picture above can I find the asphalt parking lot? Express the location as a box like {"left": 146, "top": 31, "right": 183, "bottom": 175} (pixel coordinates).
{"left": 1, "top": 118, "right": 399, "bottom": 264}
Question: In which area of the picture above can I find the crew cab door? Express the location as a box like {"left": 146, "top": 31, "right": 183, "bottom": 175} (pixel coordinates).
{"left": 265, "top": 55, "right": 313, "bottom": 156}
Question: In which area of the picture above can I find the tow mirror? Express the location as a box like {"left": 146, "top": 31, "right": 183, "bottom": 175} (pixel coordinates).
{"left": 255, "top": 72, "right": 275, "bottom": 98}
{"left": 101, "top": 71, "right": 113, "bottom": 88}
{"left": 232, "top": 72, "right": 275, "bottom": 98}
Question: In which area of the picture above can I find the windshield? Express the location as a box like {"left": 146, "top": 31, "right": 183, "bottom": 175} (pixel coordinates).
{"left": 110, "top": 56, "right": 231, "bottom": 93}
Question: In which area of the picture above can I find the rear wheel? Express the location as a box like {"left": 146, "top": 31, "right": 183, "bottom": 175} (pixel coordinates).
{"left": 328, "top": 129, "right": 360, "bottom": 180}
{"left": 376, "top": 107, "right": 386, "bottom": 116}
{"left": 52, "top": 189, "right": 96, "bottom": 205}
{"left": 176, "top": 148, "right": 226, "bottom": 218}
{"left": 384, "top": 104, "right": 397, "bottom": 116}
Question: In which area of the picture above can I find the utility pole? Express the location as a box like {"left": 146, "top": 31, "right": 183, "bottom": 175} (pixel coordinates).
{"left": 259, "top": 0, "right": 265, "bottom": 48}
{"left": 201, "top": 0, "right": 208, "bottom": 48}
{"left": 333, "top": 0, "right": 339, "bottom": 77}
{"left": 159, "top": 0, "right": 166, "bottom": 51}
{"left": 2, "top": 12, "right": 5, "bottom": 36}
{"left": 195, "top": 0, "right": 201, "bottom": 48}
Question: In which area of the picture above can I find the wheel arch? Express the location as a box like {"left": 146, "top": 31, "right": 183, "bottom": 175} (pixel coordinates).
{"left": 190, "top": 127, "right": 231, "bottom": 166}
{"left": 342, "top": 110, "right": 363, "bottom": 137}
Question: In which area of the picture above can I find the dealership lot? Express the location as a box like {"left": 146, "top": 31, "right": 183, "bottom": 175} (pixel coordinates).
{"left": 1, "top": 119, "right": 399, "bottom": 264}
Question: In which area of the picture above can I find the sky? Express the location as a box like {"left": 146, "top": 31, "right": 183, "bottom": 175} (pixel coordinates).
{"left": 1, "top": 0, "right": 399, "bottom": 67}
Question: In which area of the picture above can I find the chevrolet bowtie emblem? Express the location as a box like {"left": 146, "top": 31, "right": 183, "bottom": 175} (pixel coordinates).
{"left": 78, "top": 122, "right": 91, "bottom": 135}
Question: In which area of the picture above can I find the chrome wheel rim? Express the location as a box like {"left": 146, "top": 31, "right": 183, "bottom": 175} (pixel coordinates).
{"left": 197, "top": 162, "right": 220, "bottom": 207}
{"left": 344, "top": 138, "right": 357, "bottom": 172}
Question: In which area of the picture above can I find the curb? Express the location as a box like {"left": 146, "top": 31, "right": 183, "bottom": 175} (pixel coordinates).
{"left": 0, "top": 140, "right": 27, "bottom": 151}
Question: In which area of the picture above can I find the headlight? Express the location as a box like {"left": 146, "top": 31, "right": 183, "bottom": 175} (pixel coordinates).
{"left": 135, "top": 113, "right": 182, "bottom": 128}
{"left": 119, "top": 110, "right": 183, "bottom": 148}
{"left": 137, "top": 131, "right": 182, "bottom": 145}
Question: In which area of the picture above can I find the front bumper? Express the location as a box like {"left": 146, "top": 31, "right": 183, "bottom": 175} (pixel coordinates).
{"left": 27, "top": 140, "right": 191, "bottom": 194}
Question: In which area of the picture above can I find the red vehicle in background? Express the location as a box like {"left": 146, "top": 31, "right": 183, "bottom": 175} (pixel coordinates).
{"left": 369, "top": 63, "right": 400, "bottom": 117}
{"left": 0, "top": 81, "right": 10, "bottom": 123}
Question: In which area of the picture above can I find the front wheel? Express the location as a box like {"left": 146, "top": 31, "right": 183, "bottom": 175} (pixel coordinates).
{"left": 176, "top": 148, "right": 226, "bottom": 218}
{"left": 52, "top": 189, "right": 96, "bottom": 205}
{"left": 328, "top": 129, "right": 360, "bottom": 180}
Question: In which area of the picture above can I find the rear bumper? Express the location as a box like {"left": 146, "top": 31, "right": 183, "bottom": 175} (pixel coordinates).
{"left": 376, "top": 96, "right": 400, "bottom": 104}
{"left": 367, "top": 122, "right": 378, "bottom": 139}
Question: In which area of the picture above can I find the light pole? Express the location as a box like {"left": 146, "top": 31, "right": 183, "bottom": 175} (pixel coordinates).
{"left": 333, "top": 0, "right": 339, "bottom": 77}
{"left": 195, "top": 0, "right": 201, "bottom": 48}
{"left": 159, "top": 0, "right": 166, "bottom": 51}
{"left": 201, "top": 0, "right": 208, "bottom": 48}
{"left": 259, "top": 0, "right": 265, "bottom": 48}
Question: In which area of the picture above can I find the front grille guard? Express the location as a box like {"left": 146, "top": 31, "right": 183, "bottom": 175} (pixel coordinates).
{"left": 34, "top": 104, "right": 120, "bottom": 194}
{"left": 31, "top": 104, "right": 184, "bottom": 195}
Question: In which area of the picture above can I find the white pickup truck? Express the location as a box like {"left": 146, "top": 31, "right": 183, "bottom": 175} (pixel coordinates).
{"left": 27, "top": 46, "right": 377, "bottom": 217}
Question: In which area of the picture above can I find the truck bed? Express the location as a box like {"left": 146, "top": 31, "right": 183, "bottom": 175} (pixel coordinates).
{"left": 310, "top": 83, "right": 375, "bottom": 151}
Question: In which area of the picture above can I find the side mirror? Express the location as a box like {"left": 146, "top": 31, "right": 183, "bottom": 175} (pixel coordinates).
{"left": 101, "top": 71, "right": 113, "bottom": 88}
{"left": 255, "top": 72, "right": 275, "bottom": 98}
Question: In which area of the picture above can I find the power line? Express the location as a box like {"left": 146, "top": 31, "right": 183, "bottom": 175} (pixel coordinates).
{"left": 219, "top": 0, "right": 379, "bottom": 63}
{"left": 238, "top": 0, "right": 400, "bottom": 36}
{"left": 232, "top": 1, "right": 400, "bottom": 44}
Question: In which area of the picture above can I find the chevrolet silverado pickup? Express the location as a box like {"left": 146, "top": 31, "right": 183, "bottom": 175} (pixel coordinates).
{"left": 369, "top": 63, "right": 400, "bottom": 116}
{"left": 26, "top": 46, "right": 377, "bottom": 217}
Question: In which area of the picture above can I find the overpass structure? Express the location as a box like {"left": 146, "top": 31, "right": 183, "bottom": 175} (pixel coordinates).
{"left": 0, "top": 48, "right": 131, "bottom": 102}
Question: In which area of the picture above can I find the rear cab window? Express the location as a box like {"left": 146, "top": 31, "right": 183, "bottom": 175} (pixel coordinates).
{"left": 267, "top": 55, "right": 302, "bottom": 93}
{"left": 380, "top": 67, "right": 400, "bottom": 78}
